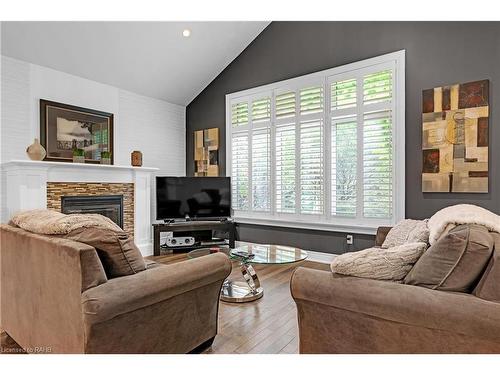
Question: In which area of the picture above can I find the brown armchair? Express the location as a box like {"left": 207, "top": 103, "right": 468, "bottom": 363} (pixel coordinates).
{"left": 291, "top": 227, "right": 500, "bottom": 353}
{"left": 0, "top": 224, "right": 231, "bottom": 353}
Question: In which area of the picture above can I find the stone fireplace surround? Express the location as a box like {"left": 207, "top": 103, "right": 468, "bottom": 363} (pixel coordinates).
{"left": 1, "top": 160, "right": 158, "bottom": 256}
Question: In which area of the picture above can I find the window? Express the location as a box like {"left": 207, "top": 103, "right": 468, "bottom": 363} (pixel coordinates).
{"left": 226, "top": 51, "right": 405, "bottom": 233}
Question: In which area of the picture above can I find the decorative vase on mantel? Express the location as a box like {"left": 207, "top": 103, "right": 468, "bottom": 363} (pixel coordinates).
{"left": 131, "top": 150, "right": 143, "bottom": 167}
{"left": 26, "top": 138, "right": 46, "bottom": 161}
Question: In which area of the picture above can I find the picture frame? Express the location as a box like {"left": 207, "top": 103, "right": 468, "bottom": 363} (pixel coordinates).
{"left": 40, "top": 99, "right": 114, "bottom": 164}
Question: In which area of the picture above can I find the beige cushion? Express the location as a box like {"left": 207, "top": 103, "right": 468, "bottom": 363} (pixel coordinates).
{"left": 62, "top": 227, "right": 146, "bottom": 278}
{"left": 404, "top": 224, "right": 494, "bottom": 292}
{"left": 11, "top": 208, "right": 122, "bottom": 234}
{"left": 330, "top": 242, "right": 427, "bottom": 281}
{"left": 473, "top": 232, "right": 500, "bottom": 302}
{"left": 382, "top": 219, "right": 429, "bottom": 248}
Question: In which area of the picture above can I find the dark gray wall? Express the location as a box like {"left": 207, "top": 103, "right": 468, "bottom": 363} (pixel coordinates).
{"left": 186, "top": 21, "right": 500, "bottom": 254}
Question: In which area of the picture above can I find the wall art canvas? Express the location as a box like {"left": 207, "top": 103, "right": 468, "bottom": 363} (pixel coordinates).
{"left": 194, "top": 127, "right": 219, "bottom": 176}
{"left": 421, "top": 79, "right": 489, "bottom": 193}
{"left": 40, "top": 99, "right": 114, "bottom": 164}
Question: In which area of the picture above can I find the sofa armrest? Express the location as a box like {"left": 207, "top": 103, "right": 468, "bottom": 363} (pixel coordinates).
{"left": 291, "top": 267, "right": 500, "bottom": 343}
{"left": 374, "top": 226, "right": 392, "bottom": 247}
{"left": 82, "top": 252, "right": 231, "bottom": 325}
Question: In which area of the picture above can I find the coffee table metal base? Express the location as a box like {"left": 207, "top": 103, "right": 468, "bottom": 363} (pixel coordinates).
{"left": 220, "top": 263, "right": 263, "bottom": 303}
{"left": 220, "top": 280, "right": 263, "bottom": 303}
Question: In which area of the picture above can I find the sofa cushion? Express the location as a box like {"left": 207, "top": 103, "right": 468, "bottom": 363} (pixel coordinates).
{"left": 382, "top": 219, "right": 429, "bottom": 248}
{"left": 473, "top": 232, "right": 500, "bottom": 302}
{"left": 62, "top": 226, "right": 146, "bottom": 278}
{"left": 404, "top": 224, "right": 494, "bottom": 292}
{"left": 330, "top": 242, "right": 427, "bottom": 281}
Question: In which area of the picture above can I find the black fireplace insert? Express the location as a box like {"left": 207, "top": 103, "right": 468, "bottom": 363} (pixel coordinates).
{"left": 61, "top": 195, "right": 124, "bottom": 228}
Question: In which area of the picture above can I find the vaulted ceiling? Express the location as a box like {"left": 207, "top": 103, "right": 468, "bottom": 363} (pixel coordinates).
{"left": 1, "top": 21, "right": 269, "bottom": 105}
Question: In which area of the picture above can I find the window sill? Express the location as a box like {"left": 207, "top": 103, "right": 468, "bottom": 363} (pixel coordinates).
{"left": 233, "top": 215, "right": 386, "bottom": 235}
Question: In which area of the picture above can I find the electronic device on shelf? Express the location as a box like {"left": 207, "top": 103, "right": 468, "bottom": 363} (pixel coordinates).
{"left": 165, "top": 236, "right": 195, "bottom": 248}
{"left": 156, "top": 176, "right": 231, "bottom": 221}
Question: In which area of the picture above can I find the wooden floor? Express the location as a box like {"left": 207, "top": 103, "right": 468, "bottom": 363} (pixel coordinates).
{"left": 153, "top": 251, "right": 328, "bottom": 354}
{"left": 0, "top": 251, "right": 329, "bottom": 354}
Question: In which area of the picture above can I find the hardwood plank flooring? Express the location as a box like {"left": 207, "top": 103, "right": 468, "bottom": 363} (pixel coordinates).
{"left": 0, "top": 250, "right": 329, "bottom": 354}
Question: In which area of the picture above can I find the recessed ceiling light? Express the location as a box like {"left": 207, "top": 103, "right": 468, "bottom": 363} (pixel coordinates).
{"left": 182, "top": 29, "right": 191, "bottom": 37}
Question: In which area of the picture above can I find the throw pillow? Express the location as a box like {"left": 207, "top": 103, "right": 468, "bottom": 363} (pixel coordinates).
{"left": 473, "top": 231, "right": 500, "bottom": 302}
{"left": 404, "top": 224, "right": 494, "bottom": 292}
{"left": 61, "top": 226, "right": 146, "bottom": 279}
{"left": 382, "top": 219, "right": 428, "bottom": 248}
{"left": 330, "top": 242, "right": 427, "bottom": 281}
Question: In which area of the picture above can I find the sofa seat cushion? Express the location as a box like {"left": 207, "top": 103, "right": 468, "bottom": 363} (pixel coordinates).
{"left": 330, "top": 242, "right": 427, "bottom": 281}
{"left": 291, "top": 268, "right": 500, "bottom": 345}
{"left": 62, "top": 226, "right": 146, "bottom": 278}
{"left": 474, "top": 232, "right": 500, "bottom": 302}
{"left": 82, "top": 253, "right": 231, "bottom": 326}
{"left": 405, "top": 224, "right": 494, "bottom": 292}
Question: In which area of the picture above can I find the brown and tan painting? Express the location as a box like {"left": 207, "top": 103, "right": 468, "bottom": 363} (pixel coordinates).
{"left": 194, "top": 127, "right": 219, "bottom": 176}
{"left": 422, "top": 79, "right": 489, "bottom": 193}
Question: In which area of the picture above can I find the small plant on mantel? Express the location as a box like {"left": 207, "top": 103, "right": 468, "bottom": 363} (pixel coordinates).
{"left": 72, "top": 148, "right": 85, "bottom": 163}
{"left": 100, "top": 151, "right": 112, "bottom": 165}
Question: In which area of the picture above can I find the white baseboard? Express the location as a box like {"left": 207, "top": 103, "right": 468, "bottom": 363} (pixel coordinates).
{"left": 306, "top": 250, "right": 337, "bottom": 264}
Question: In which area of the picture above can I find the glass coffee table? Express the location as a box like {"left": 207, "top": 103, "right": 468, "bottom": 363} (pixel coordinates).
{"left": 188, "top": 242, "right": 308, "bottom": 303}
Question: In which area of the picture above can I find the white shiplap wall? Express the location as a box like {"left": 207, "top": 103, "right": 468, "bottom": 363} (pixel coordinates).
{"left": 0, "top": 55, "right": 186, "bottom": 222}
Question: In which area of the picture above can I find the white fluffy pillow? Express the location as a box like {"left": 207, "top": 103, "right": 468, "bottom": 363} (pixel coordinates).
{"left": 382, "top": 219, "right": 429, "bottom": 248}
{"left": 330, "top": 242, "right": 427, "bottom": 281}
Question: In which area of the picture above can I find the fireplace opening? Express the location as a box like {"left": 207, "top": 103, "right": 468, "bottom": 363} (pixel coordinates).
{"left": 61, "top": 195, "right": 124, "bottom": 228}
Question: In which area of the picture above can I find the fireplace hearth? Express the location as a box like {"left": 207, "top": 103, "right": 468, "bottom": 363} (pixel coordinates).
{"left": 61, "top": 195, "right": 124, "bottom": 228}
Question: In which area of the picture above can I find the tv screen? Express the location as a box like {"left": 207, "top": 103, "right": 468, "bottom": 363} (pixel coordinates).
{"left": 156, "top": 177, "right": 231, "bottom": 220}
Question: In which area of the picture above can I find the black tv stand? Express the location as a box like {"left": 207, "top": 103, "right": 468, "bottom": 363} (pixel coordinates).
{"left": 153, "top": 220, "right": 236, "bottom": 256}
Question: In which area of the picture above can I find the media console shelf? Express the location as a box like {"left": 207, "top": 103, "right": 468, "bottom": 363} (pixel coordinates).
{"left": 152, "top": 220, "right": 236, "bottom": 256}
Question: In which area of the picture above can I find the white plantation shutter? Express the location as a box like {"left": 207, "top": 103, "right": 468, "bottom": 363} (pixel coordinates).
{"left": 275, "top": 123, "right": 296, "bottom": 213}
{"left": 363, "top": 70, "right": 392, "bottom": 105}
{"left": 252, "top": 128, "right": 270, "bottom": 211}
{"left": 275, "top": 91, "right": 296, "bottom": 119}
{"left": 331, "top": 78, "right": 357, "bottom": 110}
{"left": 252, "top": 98, "right": 271, "bottom": 122}
{"left": 231, "top": 102, "right": 248, "bottom": 127}
{"left": 231, "top": 132, "right": 249, "bottom": 210}
{"left": 361, "top": 69, "right": 393, "bottom": 219}
{"left": 331, "top": 116, "right": 357, "bottom": 217}
{"left": 300, "top": 86, "right": 323, "bottom": 115}
{"left": 363, "top": 110, "right": 393, "bottom": 218}
{"left": 227, "top": 52, "right": 404, "bottom": 229}
{"left": 300, "top": 120, "right": 324, "bottom": 214}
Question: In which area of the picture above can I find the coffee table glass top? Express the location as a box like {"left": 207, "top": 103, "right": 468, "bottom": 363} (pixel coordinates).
{"left": 188, "top": 242, "right": 307, "bottom": 264}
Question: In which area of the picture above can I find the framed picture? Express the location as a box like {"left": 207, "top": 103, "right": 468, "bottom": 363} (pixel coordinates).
{"left": 40, "top": 99, "right": 114, "bottom": 164}
{"left": 421, "top": 79, "right": 489, "bottom": 193}
{"left": 194, "top": 127, "right": 219, "bottom": 176}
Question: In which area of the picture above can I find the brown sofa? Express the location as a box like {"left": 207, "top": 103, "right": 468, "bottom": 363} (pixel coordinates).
{"left": 0, "top": 224, "right": 231, "bottom": 354}
{"left": 291, "top": 227, "right": 500, "bottom": 354}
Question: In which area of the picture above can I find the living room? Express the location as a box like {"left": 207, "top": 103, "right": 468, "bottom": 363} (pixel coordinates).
{"left": 1, "top": 0, "right": 500, "bottom": 372}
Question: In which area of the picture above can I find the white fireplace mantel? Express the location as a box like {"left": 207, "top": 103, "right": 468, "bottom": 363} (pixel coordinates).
{"left": 1, "top": 160, "right": 159, "bottom": 256}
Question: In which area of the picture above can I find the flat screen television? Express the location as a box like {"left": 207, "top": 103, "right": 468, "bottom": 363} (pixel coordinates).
{"left": 156, "top": 176, "right": 231, "bottom": 220}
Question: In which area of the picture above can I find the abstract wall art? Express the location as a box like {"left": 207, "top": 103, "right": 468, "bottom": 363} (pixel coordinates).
{"left": 194, "top": 127, "right": 219, "bottom": 176}
{"left": 421, "top": 79, "right": 489, "bottom": 193}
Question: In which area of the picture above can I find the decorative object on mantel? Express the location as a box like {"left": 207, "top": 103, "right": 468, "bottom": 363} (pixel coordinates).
{"left": 72, "top": 148, "right": 85, "bottom": 163}
{"left": 26, "top": 138, "right": 46, "bottom": 161}
{"left": 131, "top": 150, "right": 143, "bottom": 167}
{"left": 422, "top": 79, "right": 489, "bottom": 193}
{"left": 40, "top": 99, "right": 114, "bottom": 164}
{"left": 194, "top": 127, "right": 219, "bottom": 176}
{"left": 100, "top": 151, "right": 112, "bottom": 165}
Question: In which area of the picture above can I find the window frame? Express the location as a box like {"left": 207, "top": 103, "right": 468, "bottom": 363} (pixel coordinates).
{"left": 225, "top": 50, "right": 405, "bottom": 234}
